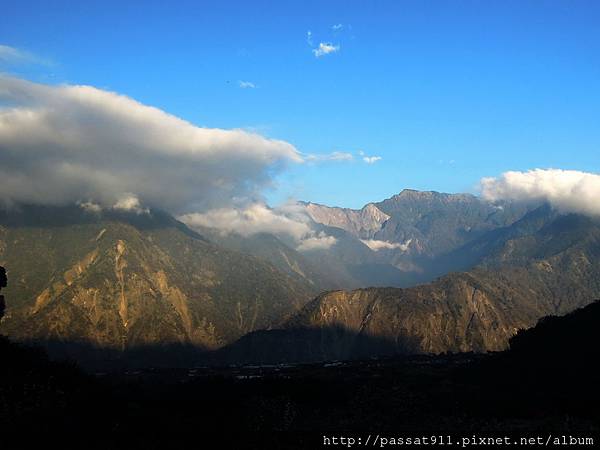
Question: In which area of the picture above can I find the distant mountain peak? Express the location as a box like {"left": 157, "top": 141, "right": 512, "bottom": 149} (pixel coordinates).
{"left": 399, "top": 188, "right": 431, "bottom": 195}
{"left": 303, "top": 202, "right": 389, "bottom": 239}
{"left": 392, "top": 189, "right": 477, "bottom": 201}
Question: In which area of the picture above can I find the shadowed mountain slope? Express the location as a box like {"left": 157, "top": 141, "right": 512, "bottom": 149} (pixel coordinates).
{"left": 220, "top": 212, "right": 600, "bottom": 364}
{"left": 1, "top": 258, "right": 598, "bottom": 444}
{"left": 0, "top": 205, "right": 316, "bottom": 354}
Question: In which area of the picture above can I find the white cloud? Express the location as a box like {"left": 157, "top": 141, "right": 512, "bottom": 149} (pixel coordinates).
{"left": 313, "top": 43, "right": 340, "bottom": 57}
{"left": 78, "top": 196, "right": 150, "bottom": 215}
{"left": 78, "top": 201, "right": 102, "bottom": 214}
{"left": 332, "top": 24, "right": 344, "bottom": 32}
{"left": 0, "top": 44, "right": 49, "bottom": 66}
{"left": 180, "top": 203, "right": 310, "bottom": 239}
{"left": 0, "top": 45, "right": 27, "bottom": 63}
{"left": 238, "top": 80, "right": 256, "bottom": 89}
{"left": 363, "top": 156, "right": 382, "bottom": 164}
{"left": 296, "top": 233, "right": 337, "bottom": 251}
{"left": 306, "top": 31, "right": 313, "bottom": 46}
{"left": 0, "top": 75, "right": 301, "bottom": 213}
{"left": 361, "top": 239, "right": 412, "bottom": 252}
{"left": 113, "top": 193, "right": 149, "bottom": 214}
{"left": 480, "top": 168, "right": 600, "bottom": 217}
{"left": 305, "top": 151, "right": 354, "bottom": 163}
{"left": 179, "top": 202, "right": 337, "bottom": 252}
{"left": 358, "top": 150, "right": 382, "bottom": 164}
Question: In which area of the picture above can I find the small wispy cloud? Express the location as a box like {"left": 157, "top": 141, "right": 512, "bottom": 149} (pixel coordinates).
{"left": 113, "top": 193, "right": 150, "bottom": 214}
{"left": 0, "top": 44, "right": 49, "bottom": 66}
{"left": 313, "top": 42, "right": 340, "bottom": 58}
{"left": 361, "top": 239, "right": 412, "bottom": 252}
{"left": 296, "top": 232, "right": 337, "bottom": 251}
{"left": 307, "top": 24, "right": 350, "bottom": 57}
{"left": 238, "top": 80, "right": 257, "bottom": 89}
{"left": 305, "top": 151, "right": 354, "bottom": 163}
{"left": 437, "top": 159, "right": 456, "bottom": 165}
{"left": 306, "top": 31, "right": 313, "bottom": 46}
{"left": 363, "top": 156, "right": 382, "bottom": 164}
{"left": 358, "top": 150, "right": 382, "bottom": 164}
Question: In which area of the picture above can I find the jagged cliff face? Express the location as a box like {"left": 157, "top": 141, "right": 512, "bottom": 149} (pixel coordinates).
{"left": 289, "top": 261, "right": 600, "bottom": 356}
{"left": 304, "top": 202, "right": 390, "bottom": 239}
{"left": 0, "top": 206, "right": 315, "bottom": 351}
{"left": 303, "top": 190, "right": 531, "bottom": 257}
{"left": 286, "top": 280, "right": 525, "bottom": 355}
{"left": 299, "top": 191, "right": 536, "bottom": 286}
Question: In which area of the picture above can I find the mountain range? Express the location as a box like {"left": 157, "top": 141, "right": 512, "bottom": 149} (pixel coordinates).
{"left": 223, "top": 205, "right": 600, "bottom": 363}
{"left": 1, "top": 190, "right": 599, "bottom": 366}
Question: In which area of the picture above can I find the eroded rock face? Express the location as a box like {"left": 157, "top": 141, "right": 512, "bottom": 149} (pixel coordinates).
{"left": 287, "top": 277, "right": 529, "bottom": 356}
{"left": 304, "top": 202, "right": 390, "bottom": 239}
{"left": 0, "top": 206, "right": 316, "bottom": 352}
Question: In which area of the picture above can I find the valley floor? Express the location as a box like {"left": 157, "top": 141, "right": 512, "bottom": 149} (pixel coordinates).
{"left": 1, "top": 338, "right": 598, "bottom": 449}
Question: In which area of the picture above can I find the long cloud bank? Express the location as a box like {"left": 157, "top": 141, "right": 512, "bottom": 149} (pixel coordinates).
{"left": 481, "top": 169, "right": 600, "bottom": 217}
{"left": 0, "top": 76, "right": 342, "bottom": 247}
{"left": 0, "top": 75, "right": 301, "bottom": 212}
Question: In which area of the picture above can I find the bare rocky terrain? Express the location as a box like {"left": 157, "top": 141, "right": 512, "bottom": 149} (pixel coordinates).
{"left": 0, "top": 205, "right": 315, "bottom": 356}
{"left": 2, "top": 192, "right": 600, "bottom": 368}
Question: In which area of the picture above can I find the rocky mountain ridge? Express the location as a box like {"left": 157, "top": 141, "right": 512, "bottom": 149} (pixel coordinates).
{"left": 303, "top": 201, "right": 390, "bottom": 239}
{"left": 0, "top": 205, "right": 316, "bottom": 354}
{"left": 2, "top": 190, "right": 598, "bottom": 367}
{"left": 298, "top": 189, "right": 538, "bottom": 285}
{"left": 220, "top": 211, "right": 600, "bottom": 363}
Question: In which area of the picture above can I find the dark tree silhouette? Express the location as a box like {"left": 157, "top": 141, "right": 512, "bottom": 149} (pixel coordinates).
{"left": 0, "top": 265, "right": 6, "bottom": 320}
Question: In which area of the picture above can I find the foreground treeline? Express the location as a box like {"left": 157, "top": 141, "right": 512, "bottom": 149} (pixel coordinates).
{"left": 1, "top": 300, "right": 599, "bottom": 449}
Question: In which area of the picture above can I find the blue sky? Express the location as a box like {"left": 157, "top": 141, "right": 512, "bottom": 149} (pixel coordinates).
{"left": 2, "top": 0, "right": 599, "bottom": 208}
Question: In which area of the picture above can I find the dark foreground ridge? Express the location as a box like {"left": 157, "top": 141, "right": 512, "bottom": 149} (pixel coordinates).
{"left": 1, "top": 272, "right": 599, "bottom": 449}
{"left": 0, "top": 266, "right": 6, "bottom": 320}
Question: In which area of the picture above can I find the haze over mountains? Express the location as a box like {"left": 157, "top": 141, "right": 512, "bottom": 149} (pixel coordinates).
{"left": 221, "top": 204, "right": 600, "bottom": 363}
{"left": 2, "top": 187, "right": 600, "bottom": 367}
{"left": 300, "top": 190, "right": 536, "bottom": 284}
